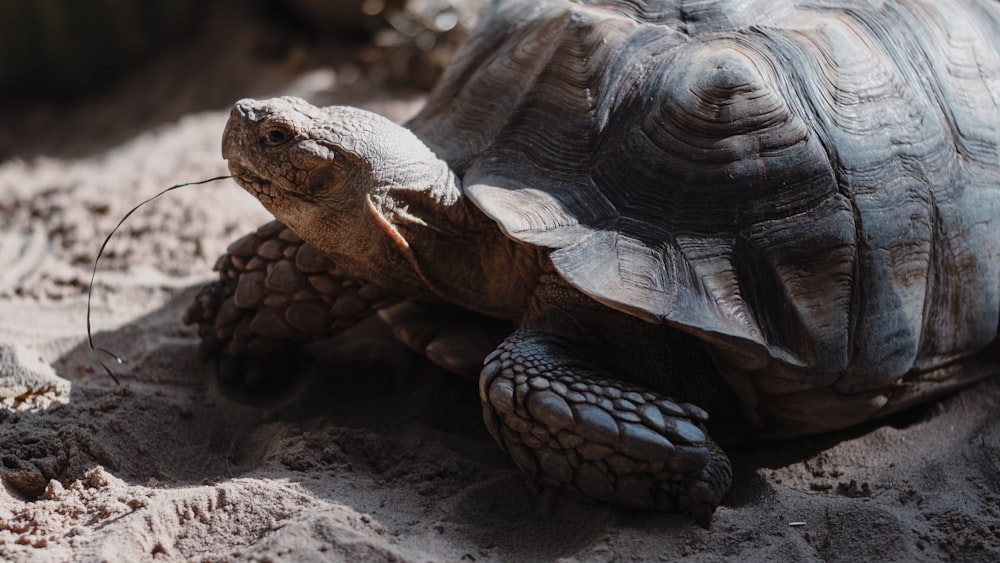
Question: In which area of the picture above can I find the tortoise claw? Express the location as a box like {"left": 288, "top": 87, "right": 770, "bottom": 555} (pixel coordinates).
{"left": 689, "top": 502, "right": 714, "bottom": 529}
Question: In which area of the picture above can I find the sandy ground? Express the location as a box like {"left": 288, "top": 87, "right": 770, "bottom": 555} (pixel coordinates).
{"left": 2, "top": 6, "right": 1000, "bottom": 563}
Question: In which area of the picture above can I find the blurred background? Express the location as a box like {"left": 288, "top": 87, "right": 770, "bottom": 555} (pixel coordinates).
{"left": 0, "top": 0, "right": 487, "bottom": 101}
{"left": 0, "top": 0, "right": 489, "bottom": 161}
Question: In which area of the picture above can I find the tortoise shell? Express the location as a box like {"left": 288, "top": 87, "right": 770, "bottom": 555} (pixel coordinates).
{"left": 406, "top": 0, "right": 1000, "bottom": 434}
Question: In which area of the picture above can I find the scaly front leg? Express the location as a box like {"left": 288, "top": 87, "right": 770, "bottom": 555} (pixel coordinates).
{"left": 184, "top": 220, "right": 397, "bottom": 390}
{"left": 479, "top": 319, "right": 732, "bottom": 527}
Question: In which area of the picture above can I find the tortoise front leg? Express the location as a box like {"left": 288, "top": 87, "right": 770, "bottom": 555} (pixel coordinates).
{"left": 479, "top": 324, "right": 732, "bottom": 527}
{"left": 184, "top": 220, "right": 396, "bottom": 388}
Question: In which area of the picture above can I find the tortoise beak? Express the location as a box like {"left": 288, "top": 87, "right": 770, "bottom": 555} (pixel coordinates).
{"left": 222, "top": 99, "right": 258, "bottom": 163}
{"left": 221, "top": 100, "right": 269, "bottom": 195}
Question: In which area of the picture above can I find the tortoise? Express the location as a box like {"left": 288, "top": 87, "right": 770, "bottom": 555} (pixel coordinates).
{"left": 184, "top": 0, "right": 1000, "bottom": 525}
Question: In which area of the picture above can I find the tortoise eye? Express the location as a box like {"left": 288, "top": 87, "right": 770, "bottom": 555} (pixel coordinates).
{"left": 262, "top": 127, "right": 292, "bottom": 146}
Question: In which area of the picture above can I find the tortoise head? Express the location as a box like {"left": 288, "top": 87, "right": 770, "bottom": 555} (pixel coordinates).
{"left": 223, "top": 97, "right": 369, "bottom": 214}
{"left": 221, "top": 96, "right": 461, "bottom": 287}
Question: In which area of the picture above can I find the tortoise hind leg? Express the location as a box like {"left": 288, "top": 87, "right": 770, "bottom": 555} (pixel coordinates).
{"left": 184, "top": 220, "right": 396, "bottom": 391}
{"left": 478, "top": 314, "right": 732, "bottom": 527}
{"left": 378, "top": 301, "right": 512, "bottom": 379}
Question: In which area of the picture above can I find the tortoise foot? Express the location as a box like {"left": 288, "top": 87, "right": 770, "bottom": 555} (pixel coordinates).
{"left": 479, "top": 328, "right": 731, "bottom": 527}
{"left": 184, "top": 220, "right": 395, "bottom": 391}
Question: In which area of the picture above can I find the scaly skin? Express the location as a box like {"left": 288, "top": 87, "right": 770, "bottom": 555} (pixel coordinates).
{"left": 480, "top": 327, "right": 731, "bottom": 526}
{"left": 184, "top": 220, "right": 396, "bottom": 387}
{"left": 196, "top": 96, "right": 733, "bottom": 525}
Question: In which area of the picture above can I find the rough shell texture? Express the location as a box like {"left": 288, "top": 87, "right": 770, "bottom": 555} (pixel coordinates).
{"left": 407, "top": 0, "right": 1000, "bottom": 434}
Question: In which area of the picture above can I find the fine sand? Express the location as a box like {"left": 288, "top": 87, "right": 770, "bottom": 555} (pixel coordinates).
{"left": 2, "top": 7, "right": 1000, "bottom": 562}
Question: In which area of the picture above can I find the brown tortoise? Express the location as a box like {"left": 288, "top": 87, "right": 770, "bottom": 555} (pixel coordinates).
{"left": 185, "top": 0, "right": 1000, "bottom": 525}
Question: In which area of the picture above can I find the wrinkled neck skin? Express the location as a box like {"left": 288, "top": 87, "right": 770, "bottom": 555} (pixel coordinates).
{"left": 366, "top": 157, "right": 541, "bottom": 319}
{"left": 273, "top": 116, "right": 540, "bottom": 320}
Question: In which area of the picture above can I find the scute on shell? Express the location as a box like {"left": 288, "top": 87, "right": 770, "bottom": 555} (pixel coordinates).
{"left": 408, "top": 0, "right": 1000, "bottom": 434}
